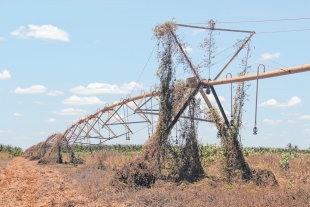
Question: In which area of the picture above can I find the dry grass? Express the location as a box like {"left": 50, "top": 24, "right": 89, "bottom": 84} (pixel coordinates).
{"left": 1, "top": 150, "right": 309, "bottom": 206}
{"left": 0, "top": 152, "right": 12, "bottom": 160}
{"left": 49, "top": 150, "right": 309, "bottom": 206}
{"left": 0, "top": 152, "right": 12, "bottom": 168}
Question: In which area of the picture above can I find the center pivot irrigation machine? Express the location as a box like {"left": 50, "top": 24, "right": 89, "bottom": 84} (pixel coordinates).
{"left": 25, "top": 21, "right": 310, "bottom": 165}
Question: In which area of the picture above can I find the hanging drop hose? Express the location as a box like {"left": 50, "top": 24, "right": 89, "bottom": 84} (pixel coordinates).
{"left": 125, "top": 95, "right": 131, "bottom": 141}
{"left": 253, "top": 64, "right": 265, "bottom": 135}
{"left": 126, "top": 101, "right": 130, "bottom": 141}
{"left": 122, "top": 99, "right": 128, "bottom": 141}
{"left": 145, "top": 101, "right": 150, "bottom": 138}
{"left": 150, "top": 87, "right": 154, "bottom": 135}
{"left": 226, "top": 73, "right": 233, "bottom": 126}
{"left": 175, "top": 122, "right": 178, "bottom": 145}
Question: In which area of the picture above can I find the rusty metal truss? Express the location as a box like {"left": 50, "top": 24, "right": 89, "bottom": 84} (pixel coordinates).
{"left": 35, "top": 22, "right": 310, "bottom": 149}
{"left": 45, "top": 62, "right": 310, "bottom": 147}
{"left": 62, "top": 90, "right": 213, "bottom": 145}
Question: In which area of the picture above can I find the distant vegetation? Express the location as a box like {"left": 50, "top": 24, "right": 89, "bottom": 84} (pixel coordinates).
{"left": 68, "top": 143, "right": 310, "bottom": 154}
{"left": 0, "top": 144, "right": 23, "bottom": 158}
{"left": 63, "top": 143, "right": 310, "bottom": 168}
{"left": 69, "top": 144, "right": 143, "bottom": 155}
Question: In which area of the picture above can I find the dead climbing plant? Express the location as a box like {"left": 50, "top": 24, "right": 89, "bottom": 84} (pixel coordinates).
{"left": 24, "top": 133, "right": 77, "bottom": 165}
{"left": 116, "top": 21, "right": 205, "bottom": 187}
{"left": 212, "top": 40, "right": 277, "bottom": 185}
{"left": 170, "top": 97, "right": 204, "bottom": 182}
{"left": 116, "top": 21, "right": 277, "bottom": 187}
{"left": 116, "top": 22, "right": 178, "bottom": 187}
{"left": 217, "top": 40, "right": 253, "bottom": 182}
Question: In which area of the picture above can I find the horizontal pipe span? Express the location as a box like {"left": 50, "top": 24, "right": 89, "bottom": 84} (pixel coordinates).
{"left": 202, "top": 64, "right": 310, "bottom": 86}
{"left": 175, "top": 24, "right": 255, "bottom": 34}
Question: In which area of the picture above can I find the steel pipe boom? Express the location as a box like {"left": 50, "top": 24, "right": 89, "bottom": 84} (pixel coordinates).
{"left": 202, "top": 64, "right": 310, "bottom": 86}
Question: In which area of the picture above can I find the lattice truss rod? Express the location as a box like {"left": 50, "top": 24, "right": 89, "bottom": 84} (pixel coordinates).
{"left": 62, "top": 85, "right": 216, "bottom": 145}
{"left": 41, "top": 22, "right": 310, "bottom": 146}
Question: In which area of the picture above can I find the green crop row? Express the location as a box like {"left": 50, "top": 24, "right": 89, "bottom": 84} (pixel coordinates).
{"left": 63, "top": 144, "right": 143, "bottom": 155}
{"left": 0, "top": 144, "right": 23, "bottom": 157}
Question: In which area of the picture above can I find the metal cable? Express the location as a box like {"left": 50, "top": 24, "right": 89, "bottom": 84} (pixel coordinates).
{"left": 185, "top": 17, "right": 310, "bottom": 25}
{"left": 251, "top": 52, "right": 287, "bottom": 68}
{"left": 130, "top": 39, "right": 159, "bottom": 96}
{"left": 257, "top": 28, "right": 310, "bottom": 34}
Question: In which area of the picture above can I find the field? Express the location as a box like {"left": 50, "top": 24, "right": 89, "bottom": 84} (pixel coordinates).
{"left": 0, "top": 145, "right": 309, "bottom": 206}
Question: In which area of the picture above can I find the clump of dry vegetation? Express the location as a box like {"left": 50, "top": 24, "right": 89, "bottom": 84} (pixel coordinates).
{"left": 115, "top": 22, "right": 205, "bottom": 187}
{"left": 49, "top": 148, "right": 309, "bottom": 206}
{"left": 24, "top": 133, "right": 78, "bottom": 164}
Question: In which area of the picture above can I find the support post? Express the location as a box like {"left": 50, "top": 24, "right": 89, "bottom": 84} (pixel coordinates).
{"left": 210, "top": 86, "right": 229, "bottom": 128}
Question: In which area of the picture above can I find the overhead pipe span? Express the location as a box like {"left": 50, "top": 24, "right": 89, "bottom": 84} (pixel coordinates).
{"left": 201, "top": 64, "right": 310, "bottom": 86}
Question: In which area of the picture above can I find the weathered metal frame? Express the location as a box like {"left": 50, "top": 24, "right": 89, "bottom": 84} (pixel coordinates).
{"left": 37, "top": 23, "right": 310, "bottom": 150}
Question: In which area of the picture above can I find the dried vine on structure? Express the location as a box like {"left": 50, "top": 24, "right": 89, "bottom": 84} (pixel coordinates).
{"left": 172, "top": 97, "right": 204, "bottom": 182}
{"left": 201, "top": 26, "right": 218, "bottom": 79}
{"left": 220, "top": 40, "right": 252, "bottom": 182}
{"left": 146, "top": 21, "right": 178, "bottom": 173}
{"left": 115, "top": 22, "right": 178, "bottom": 187}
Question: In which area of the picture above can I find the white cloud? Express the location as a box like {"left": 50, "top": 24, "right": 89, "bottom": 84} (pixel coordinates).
{"left": 70, "top": 81, "right": 143, "bottom": 95}
{"left": 53, "top": 108, "right": 87, "bottom": 116}
{"left": 193, "top": 29, "right": 205, "bottom": 35}
{"left": 11, "top": 24, "right": 70, "bottom": 42}
{"left": 0, "top": 69, "right": 11, "bottom": 80}
{"left": 13, "top": 112, "right": 23, "bottom": 117}
{"left": 13, "top": 85, "right": 47, "bottom": 94}
{"left": 126, "top": 101, "right": 136, "bottom": 109}
{"left": 62, "top": 95, "right": 105, "bottom": 106}
{"left": 121, "top": 82, "right": 144, "bottom": 91}
{"left": 38, "top": 131, "right": 46, "bottom": 135}
{"left": 0, "top": 37, "right": 6, "bottom": 41}
{"left": 263, "top": 119, "right": 282, "bottom": 124}
{"left": 304, "top": 129, "right": 310, "bottom": 133}
{"left": 259, "top": 96, "right": 301, "bottom": 109}
{"left": 224, "top": 110, "right": 230, "bottom": 116}
{"left": 284, "top": 96, "right": 302, "bottom": 108}
{"left": 258, "top": 98, "right": 277, "bottom": 107}
{"left": 210, "top": 95, "right": 225, "bottom": 102}
{"left": 183, "top": 45, "right": 193, "bottom": 53}
{"left": 287, "top": 120, "right": 295, "bottom": 124}
{"left": 47, "top": 90, "right": 64, "bottom": 96}
{"left": 46, "top": 118, "right": 56, "bottom": 122}
{"left": 260, "top": 52, "right": 280, "bottom": 60}
{"left": 70, "top": 83, "right": 123, "bottom": 95}
{"left": 110, "top": 114, "right": 125, "bottom": 122}
{"left": 299, "top": 115, "right": 310, "bottom": 119}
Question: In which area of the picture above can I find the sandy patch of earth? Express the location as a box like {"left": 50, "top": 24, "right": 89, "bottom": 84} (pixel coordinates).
{"left": 0, "top": 158, "right": 88, "bottom": 207}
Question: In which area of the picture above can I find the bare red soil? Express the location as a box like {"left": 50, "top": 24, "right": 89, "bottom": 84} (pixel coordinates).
{"left": 0, "top": 158, "right": 88, "bottom": 206}
{"left": 0, "top": 154, "right": 309, "bottom": 207}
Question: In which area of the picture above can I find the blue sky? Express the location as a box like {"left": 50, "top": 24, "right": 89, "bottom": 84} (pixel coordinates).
{"left": 0, "top": 0, "right": 310, "bottom": 149}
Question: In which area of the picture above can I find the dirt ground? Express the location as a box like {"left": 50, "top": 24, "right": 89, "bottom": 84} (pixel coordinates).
{"left": 0, "top": 158, "right": 89, "bottom": 207}
{"left": 0, "top": 155, "right": 309, "bottom": 207}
